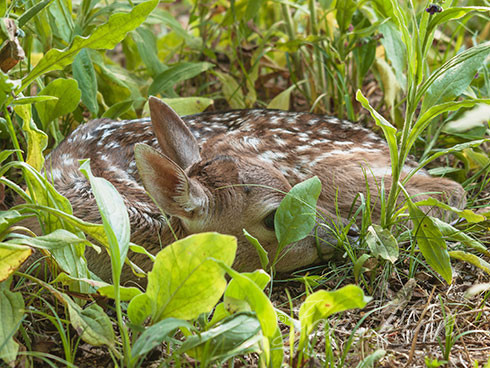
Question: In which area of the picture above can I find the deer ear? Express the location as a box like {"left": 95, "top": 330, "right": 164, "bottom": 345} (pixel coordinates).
{"left": 149, "top": 96, "right": 201, "bottom": 169}
{"left": 134, "top": 143, "right": 207, "bottom": 218}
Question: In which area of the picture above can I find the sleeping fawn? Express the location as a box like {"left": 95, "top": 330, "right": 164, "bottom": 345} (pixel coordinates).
{"left": 41, "top": 97, "right": 465, "bottom": 282}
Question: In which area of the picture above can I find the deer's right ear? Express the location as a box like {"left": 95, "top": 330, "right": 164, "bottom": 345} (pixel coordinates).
{"left": 149, "top": 96, "right": 201, "bottom": 169}
{"left": 134, "top": 143, "right": 207, "bottom": 218}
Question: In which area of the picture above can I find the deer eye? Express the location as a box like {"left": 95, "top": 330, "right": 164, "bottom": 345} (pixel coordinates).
{"left": 263, "top": 210, "right": 277, "bottom": 231}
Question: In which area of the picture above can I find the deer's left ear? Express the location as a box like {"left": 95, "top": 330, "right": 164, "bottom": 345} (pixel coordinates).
{"left": 148, "top": 96, "right": 201, "bottom": 169}
{"left": 134, "top": 143, "right": 207, "bottom": 218}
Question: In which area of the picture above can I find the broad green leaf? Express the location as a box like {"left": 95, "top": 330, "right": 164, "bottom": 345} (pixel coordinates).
{"left": 408, "top": 203, "right": 452, "bottom": 283}
{"left": 0, "top": 150, "right": 16, "bottom": 165}
{"left": 131, "top": 318, "right": 194, "bottom": 364}
{"left": 0, "top": 282, "right": 24, "bottom": 365}
{"left": 218, "top": 263, "right": 283, "bottom": 368}
{"left": 215, "top": 71, "right": 246, "bottom": 109}
{"left": 127, "top": 233, "right": 236, "bottom": 323}
{"left": 66, "top": 298, "right": 115, "bottom": 347}
{"left": 101, "top": 99, "right": 133, "bottom": 119}
{"left": 0, "top": 244, "right": 32, "bottom": 281}
{"left": 0, "top": 210, "right": 23, "bottom": 234}
{"left": 80, "top": 160, "right": 130, "bottom": 277}
{"left": 47, "top": 0, "right": 74, "bottom": 43}
{"left": 73, "top": 49, "right": 98, "bottom": 114}
{"left": 14, "top": 104, "right": 48, "bottom": 171}
{"left": 298, "top": 285, "right": 370, "bottom": 350}
{"left": 149, "top": 62, "right": 214, "bottom": 95}
{"left": 420, "top": 42, "right": 490, "bottom": 113}
{"left": 243, "top": 229, "right": 269, "bottom": 270}
{"left": 93, "top": 61, "right": 132, "bottom": 107}
{"left": 161, "top": 97, "right": 213, "bottom": 116}
{"left": 267, "top": 85, "right": 295, "bottom": 110}
{"left": 379, "top": 21, "right": 406, "bottom": 90}
{"left": 36, "top": 78, "right": 81, "bottom": 128}
{"left": 178, "top": 312, "right": 261, "bottom": 362}
{"left": 365, "top": 224, "right": 399, "bottom": 263}
{"left": 449, "top": 251, "right": 490, "bottom": 275}
{"left": 275, "top": 176, "right": 321, "bottom": 249}
{"left": 21, "top": 0, "right": 159, "bottom": 89}
{"left": 356, "top": 90, "right": 398, "bottom": 165}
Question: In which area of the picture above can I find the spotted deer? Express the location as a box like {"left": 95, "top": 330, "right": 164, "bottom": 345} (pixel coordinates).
{"left": 42, "top": 97, "right": 465, "bottom": 282}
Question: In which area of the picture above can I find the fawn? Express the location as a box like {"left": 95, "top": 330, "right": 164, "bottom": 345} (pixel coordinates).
{"left": 41, "top": 97, "right": 465, "bottom": 282}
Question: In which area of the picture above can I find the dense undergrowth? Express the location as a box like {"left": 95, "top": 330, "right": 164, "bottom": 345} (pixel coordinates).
{"left": 0, "top": 0, "right": 489, "bottom": 367}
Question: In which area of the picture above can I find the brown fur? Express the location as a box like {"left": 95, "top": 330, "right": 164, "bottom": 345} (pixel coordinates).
{"left": 34, "top": 97, "right": 464, "bottom": 282}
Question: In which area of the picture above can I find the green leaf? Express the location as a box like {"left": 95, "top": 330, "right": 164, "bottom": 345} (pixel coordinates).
{"left": 365, "top": 224, "right": 399, "bottom": 263}
{"left": 127, "top": 233, "right": 236, "bottom": 323}
{"left": 275, "top": 176, "right": 321, "bottom": 249}
{"left": 97, "top": 285, "right": 142, "bottom": 301}
{"left": 161, "top": 97, "right": 213, "bottom": 116}
{"left": 409, "top": 99, "right": 490, "bottom": 149}
{"left": 178, "top": 312, "right": 261, "bottom": 362}
{"left": 17, "top": 0, "right": 54, "bottom": 28}
{"left": 357, "top": 349, "right": 386, "bottom": 368}
{"left": 420, "top": 42, "right": 490, "bottom": 113}
{"left": 6, "top": 229, "right": 88, "bottom": 250}
{"left": 131, "top": 318, "right": 194, "bottom": 364}
{"left": 379, "top": 21, "right": 406, "bottom": 90}
{"left": 132, "top": 27, "right": 165, "bottom": 77}
{"left": 21, "top": 0, "right": 159, "bottom": 89}
{"left": 449, "top": 251, "right": 490, "bottom": 275}
{"left": 79, "top": 160, "right": 130, "bottom": 279}
{"left": 217, "top": 263, "right": 283, "bottom": 368}
{"left": 243, "top": 229, "right": 269, "bottom": 269}
{"left": 0, "top": 244, "right": 32, "bottom": 281}
{"left": 73, "top": 49, "right": 98, "bottom": 115}
{"left": 11, "top": 96, "right": 58, "bottom": 105}
{"left": 14, "top": 104, "right": 48, "bottom": 171}
{"left": 408, "top": 203, "right": 452, "bottom": 283}
{"left": 298, "top": 285, "right": 370, "bottom": 350}
{"left": 336, "top": 0, "right": 357, "bottom": 32}
{"left": 416, "top": 198, "right": 486, "bottom": 224}
{"left": 36, "top": 78, "right": 81, "bottom": 128}
{"left": 267, "top": 85, "right": 295, "bottom": 110}
{"left": 66, "top": 298, "right": 115, "bottom": 347}
{"left": 149, "top": 62, "right": 214, "bottom": 95}
{"left": 428, "top": 7, "right": 490, "bottom": 33}
{"left": 101, "top": 99, "right": 133, "bottom": 119}
{"left": 215, "top": 71, "right": 246, "bottom": 109}
{"left": 356, "top": 90, "right": 398, "bottom": 165}
{"left": 0, "top": 282, "right": 24, "bottom": 365}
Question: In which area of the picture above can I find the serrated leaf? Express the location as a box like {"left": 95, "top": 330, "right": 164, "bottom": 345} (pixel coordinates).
{"left": 275, "top": 176, "right": 321, "bottom": 249}
{"left": 21, "top": 0, "right": 158, "bottom": 89}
